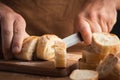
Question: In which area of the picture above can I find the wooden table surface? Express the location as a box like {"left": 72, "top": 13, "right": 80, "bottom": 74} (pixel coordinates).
{"left": 0, "top": 71, "right": 71, "bottom": 80}
{"left": 0, "top": 44, "right": 83, "bottom": 80}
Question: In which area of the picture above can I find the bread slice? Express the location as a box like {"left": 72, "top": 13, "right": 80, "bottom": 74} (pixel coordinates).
{"left": 79, "top": 58, "right": 98, "bottom": 70}
{"left": 14, "top": 36, "right": 39, "bottom": 60}
{"left": 96, "top": 54, "right": 118, "bottom": 78}
{"left": 69, "top": 69, "right": 98, "bottom": 80}
{"left": 82, "top": 50, "right": 105, "bottom": 64}
{"left": 92, "top": 32, "right": 120, "bottom": 55}
{"left": 54, "top": 41, "right": 67, "bottom": 68}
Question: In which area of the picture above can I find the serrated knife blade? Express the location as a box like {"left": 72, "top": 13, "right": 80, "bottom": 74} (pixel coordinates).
{"left": 63, "top": 32, "right": 83, "bottom": 48}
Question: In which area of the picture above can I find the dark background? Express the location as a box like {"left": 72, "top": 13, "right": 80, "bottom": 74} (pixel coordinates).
{"left": 111, "top": 10, "right": 120, "bottom": 38}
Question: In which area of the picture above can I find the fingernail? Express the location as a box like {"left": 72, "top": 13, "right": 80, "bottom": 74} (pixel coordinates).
{"left": 12, "top": 46, "right": 21, "bottom": 54}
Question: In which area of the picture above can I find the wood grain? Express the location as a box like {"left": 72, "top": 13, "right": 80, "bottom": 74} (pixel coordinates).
{"left": 0, "top": 53, "right": 82, "bottom": 77}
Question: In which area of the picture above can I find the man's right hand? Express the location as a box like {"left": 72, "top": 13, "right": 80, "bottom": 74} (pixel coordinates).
{"left": 75, "top": 0, "right": 119, "bottom": 45}
{"left": 0, "top": 3, "right": 29, "bottom": 60}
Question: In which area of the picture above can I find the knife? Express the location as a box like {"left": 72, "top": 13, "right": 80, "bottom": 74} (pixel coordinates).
{"left": 63, "top": 32, "right": 83, "bottom": 48}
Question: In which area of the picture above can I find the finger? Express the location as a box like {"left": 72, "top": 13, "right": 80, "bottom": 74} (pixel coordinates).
{"left": 87, "top": 13, "right": 102, "bottom": 33}
{"left": 107, "top": 18, "right": 117, "bottom": 32}
{"left": 77, "top": 19, "right": 92, "bottom": 45}
{"left": 98, "top": 14, "right": 108, "bottom": 32}
{"left": 100, "top": 21, "right": 108, "bottom": 32}
{"left": 1, "top": 16, "right": 14, "bottom": 59}
{"left": 108, "top": 11, "right": 117, "bottom": 32}
{"left": 89, "top": 20, "right": 102, "bottom": 33}
{"left": 12, "top": 15, "right": 27, "bottom": 54}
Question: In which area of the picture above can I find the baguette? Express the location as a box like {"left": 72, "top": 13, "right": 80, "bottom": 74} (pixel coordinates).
{"left": 36, "top": 34, "right": 63, "bottom": 60}
{"left": 14, "top": 34, "right": 67, "bottom": 68}
{"left": 70, "top": 69, "right": 98, "bottom": 80}
{"left": 92, "top": 32, "right": 120, "bottom": 55}
{"left": 96, "top": 54, "right": 118, "bottom": 79}
{"left": 14, "top": 36, "right": 39, "bottom": 61}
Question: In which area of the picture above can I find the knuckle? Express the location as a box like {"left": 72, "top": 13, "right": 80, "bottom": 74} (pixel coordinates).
{"left": 15, "top": 14, "right": 25, "bottom": 23}
{"left": 98, "top": 13, "right": 106, "bottom": 20}
{"left": 3, "top": 29, "right": 11, "bottom": 36}
{"left": 5, "top": 12, "right": 14, "bottom": 19}
{"left": 111, "top": 16, "right": 117, "bottom": 24}
{"left": 14, "top": 27, "right": 20, "bottom": 34}
{"left": 111, "top": 20, "right": 116, "bottom": 26}
{"left": 13, "top": 41, "right": 20, "bottom": 46}
{"left": 14, "top": 28, "right": 24, "bottom": 35}
{"left": 78, "top": 13, "right": 85, "bottom": 19}
{"left": 77, "top": 15, "right": 85, "bottom": 24}
{"left": 15, "top": 14, "right": 26, "bottom": 28}
{"left": 88, "top": 11, "right": 96, "bottom": 21}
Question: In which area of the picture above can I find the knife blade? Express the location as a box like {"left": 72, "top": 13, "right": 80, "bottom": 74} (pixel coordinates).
{"left": 63, "top": 32, "right": 83, "bottom": 48}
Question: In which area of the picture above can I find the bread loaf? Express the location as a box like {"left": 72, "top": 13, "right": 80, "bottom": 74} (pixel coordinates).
{"left": 70, "top": 69, "right": 98, "bottom": 80}
{"left": 14, "top": 36, "right": 39, "bottom": 60}
{"left": 14, "top": 34, "right": 67, "bottom": 68}
{"left": 92, "top": 32, "right": 120, "bottom": 55}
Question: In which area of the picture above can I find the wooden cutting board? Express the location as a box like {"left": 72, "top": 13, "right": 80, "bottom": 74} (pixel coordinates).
{"left": 0, "top": 53, "right": 82, "bottom": 77}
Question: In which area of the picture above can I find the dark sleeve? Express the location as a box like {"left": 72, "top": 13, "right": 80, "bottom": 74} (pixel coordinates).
{"left": 111, "top": 10, "right": 120, "bottom": 38}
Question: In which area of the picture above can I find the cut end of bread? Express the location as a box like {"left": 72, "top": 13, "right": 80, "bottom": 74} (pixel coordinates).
{"left": 92, "top": 32, "right": 120, "bottom": 55}
{"left": 14, "top": 36, "right": 39, "bottom": 61}
{"left": 92, "top": 32, "right": 120, "bottom": 46}
{"left": 70, "top": 69, "right": 98, "bottom": 80}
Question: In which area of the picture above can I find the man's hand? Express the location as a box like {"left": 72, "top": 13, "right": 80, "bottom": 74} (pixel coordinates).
{"left": 75, "top": 0, "right": 118, "bottom": 45}
{"left": 0, "top": 3, "right": 29, "bottom": 59}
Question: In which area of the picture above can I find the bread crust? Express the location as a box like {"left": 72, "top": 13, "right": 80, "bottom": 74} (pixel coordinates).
{"left": 14, "top": 36, "right": 39, "bottom": 60}
{"left": 96, "top": 54, "right": 118, "bottom": 79}
{"left": 36, "top": 34, "right": 63, "bottom": 60}
{"left": 14, "top": 34, "right": 67, "bottom": 68}
{"left": 101, "top": 63, "right": 120, "bottom": 80}
{"left": 36, "top": 34, "right": 67, "bottom": 68}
